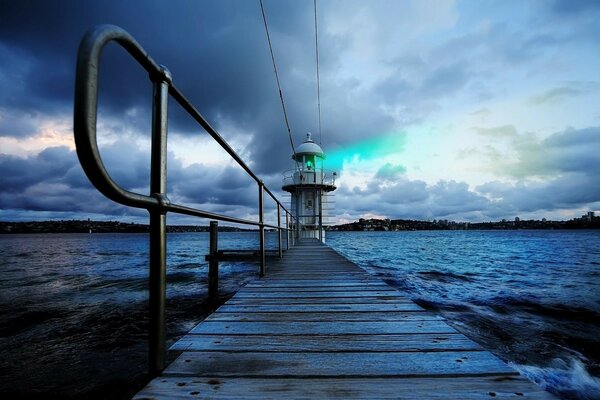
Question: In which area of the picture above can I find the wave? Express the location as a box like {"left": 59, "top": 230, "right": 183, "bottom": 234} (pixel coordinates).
{"left": 475, "top": 296, "right": 600, "bottom": 323}
{"left": 416, "top": 270, "right": 474, "bottom": 283}
{"left": 512, "top": 358, "right": 600, "bottom": 400}
{"left": 412, "top": 297, "right": 472, "bottom": 312}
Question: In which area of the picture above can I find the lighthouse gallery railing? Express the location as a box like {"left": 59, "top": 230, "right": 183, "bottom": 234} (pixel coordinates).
{"left": 73, "top": 25, "right": 295, "bottom": 376}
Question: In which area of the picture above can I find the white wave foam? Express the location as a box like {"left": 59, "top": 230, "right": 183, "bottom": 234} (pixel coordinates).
{"left": 511, "top": 358, "right": 600, "bottom": 400}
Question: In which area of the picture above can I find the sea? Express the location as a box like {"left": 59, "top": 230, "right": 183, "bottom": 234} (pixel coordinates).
{"left": 0, "top": 230, "right": 599, "bottom": 399}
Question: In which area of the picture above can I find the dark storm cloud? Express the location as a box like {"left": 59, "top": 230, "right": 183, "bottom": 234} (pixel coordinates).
{"left": 0, "top": 0, "right": 401, "bottom": 174}
{"left": 0, "top": 146, "right": 127, "bottom": 214}
{"left": 336, "top": 176, "right": 492, "bottom": 221}
{"left": 0, "top": 1, "right": 306, "bottom": 152}
{"left": 0, "top": 147, "right": 77, "bottom": 192}
{"left": 0, "top": 1, "right": 494, "bottom": 178}
{"left": 171, "top": 162, "right": 257, "bottom": 207}
{"left": 0, "top": 141, "right": 266, "bottom": 219}
{"left": 2, "top": 1, "right": 599, "bottom": 223}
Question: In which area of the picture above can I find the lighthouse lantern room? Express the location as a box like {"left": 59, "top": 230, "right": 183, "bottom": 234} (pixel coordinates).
{"left": 282, "top": 133, "right": 336, "bottom": 242}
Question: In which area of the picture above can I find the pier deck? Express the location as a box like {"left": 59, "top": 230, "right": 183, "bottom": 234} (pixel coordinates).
{"left": 134, "top": 239, "right": 554, "bottom": 399}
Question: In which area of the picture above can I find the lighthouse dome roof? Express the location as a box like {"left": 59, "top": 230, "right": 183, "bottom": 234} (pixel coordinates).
{"left": 293, "top": 132, "right": 324, "bottom": 159}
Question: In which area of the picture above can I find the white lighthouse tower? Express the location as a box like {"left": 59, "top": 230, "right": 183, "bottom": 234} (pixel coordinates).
{"left": 282, "top": 133, "right": 337, "bottom": 242}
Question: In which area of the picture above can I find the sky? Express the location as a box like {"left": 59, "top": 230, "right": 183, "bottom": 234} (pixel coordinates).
{"left": 0, "top": 0, "right": 599, "bottom": 226}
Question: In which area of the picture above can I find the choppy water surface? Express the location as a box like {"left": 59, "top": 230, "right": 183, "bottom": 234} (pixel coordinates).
{"left": 327, "top": 230, "right": 600, "bottom": 400}
{"left": 1, "top": 230, "right": 599, "bottom": 399}
{"left": 0, "top": 231, "right": 278, "bottom": 399}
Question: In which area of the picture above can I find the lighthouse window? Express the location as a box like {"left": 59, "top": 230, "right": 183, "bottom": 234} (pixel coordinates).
{"left": 306, "top": 199, "right": 313, "bottom": 209}
{"left": 306, "top": 160, "right": 313, "bottom": 170}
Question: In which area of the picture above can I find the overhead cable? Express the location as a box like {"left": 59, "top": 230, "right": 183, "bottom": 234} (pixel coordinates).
{"left": 259, "top": 0, "right": 300, "bottom": 171}
{"left": 314, "top": 0, "right": 323, "bottom": 146}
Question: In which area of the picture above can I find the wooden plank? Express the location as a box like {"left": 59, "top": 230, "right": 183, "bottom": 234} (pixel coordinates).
{"left": 170, "top": 333, "right": 481, "bottom": 352}
{"left": 233, "top": 290, "right": 405, "bottom": 298}
{"left": 134, "top": 376, "right": 556, "bottom": 399}
{"left": 133, "top": 239, "right": 555, "bottom": 399}
{"left": 226, "top": 297, "right": 415, "bottom": 304}
{"left": 264, "top": 274, "right": 369, "bottom": 279}
{"left": 163, "top": 350, "right": 516, "bottom": 377}
{"left": 244, "top": 281, "right": 390, "bottom": 288}
{"left": 189, "top": 320, "right": 457, "bottom": 335}
{"left": 205, "top": 311, "right": 442, "bottom": 322}
{"left": 217, "top": 303, "right": 426, "bottom": 312}
{"left": 241, "top": 286, "right": 393, "bottom": 292}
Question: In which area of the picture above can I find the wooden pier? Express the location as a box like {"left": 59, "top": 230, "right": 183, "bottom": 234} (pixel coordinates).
{"left": 134, "top": 239, "right": 555, "bottom": 399}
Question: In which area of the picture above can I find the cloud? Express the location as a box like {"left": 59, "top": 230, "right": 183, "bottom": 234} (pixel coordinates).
{"left": 529, "top": 82, "right": 599, "bottom": 105}
{"left": 374, "top": 163, "right": 407, "bottom": 182}
{"left": 477, "top": 173, "right": 600, "bottom": 212}
{"left": 1, "top": 1, "right": 599, "bottom": 224}
{"left": 0, "top": 147, "right": 78, "bottom": 192}
{"left": 530, "top": 87, "right": 582, "bottom": 105}
{"left": 0, "top": 140, "right": 271, "bottom": 222}
{"left": 474, "top": 125, "right": 518, "bottom": 139}
{"left": 0, "top": 109, "right": 41, "bottom": 138}
{"left": 485, "top": 126, "right": 600, "bottom": 179}
{"left": 335, "top": 124, "right": 600, "bottom": 221}
{"left": 550, "top": 0, "right": 600, "bottom": 15}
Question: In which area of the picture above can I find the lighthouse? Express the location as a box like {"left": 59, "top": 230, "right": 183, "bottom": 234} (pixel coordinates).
{"left": 282, "top": 133, "right": 337, "bottom": 242}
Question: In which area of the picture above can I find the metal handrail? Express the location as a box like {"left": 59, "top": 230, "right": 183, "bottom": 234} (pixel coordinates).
{"left": 73, "top": 24, "right": 295, "bottom": 376}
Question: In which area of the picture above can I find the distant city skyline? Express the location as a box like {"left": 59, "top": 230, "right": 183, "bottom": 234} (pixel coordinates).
{"left": 1, "top": 1, "right": 599, "bottom": 225}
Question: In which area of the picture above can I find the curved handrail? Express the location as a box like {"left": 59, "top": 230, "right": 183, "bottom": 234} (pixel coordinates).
{"left": 74, "top": 24, "right": 291, "bottom": 223}
{"left": 74, "top": 25, "right": 161, "bottom": 209}
{"left": 73, "top": 24, "right": 295, "bottom": 375}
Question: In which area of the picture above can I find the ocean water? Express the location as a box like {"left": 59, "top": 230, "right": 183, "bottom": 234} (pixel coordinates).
{"left": 0, "top": 231, "right": 280, "bottom": 399}
{"left": 327, "top": 230, "right": 600, "bottom": 400}
{"left": 0, "top": 230, "right": 599, "bottom": 399}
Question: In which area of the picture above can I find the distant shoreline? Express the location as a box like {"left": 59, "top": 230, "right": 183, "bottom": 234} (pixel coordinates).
{"left": 330, "top": 216, "right": 599, "bottom": 231}
{"left": 0, "top": 220, "right": 255, "bottom": 234}
{"left": 1, "top": 216, "right": 598, "bottom": 233}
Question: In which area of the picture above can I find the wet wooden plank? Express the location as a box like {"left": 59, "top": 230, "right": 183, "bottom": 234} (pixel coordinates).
{"left": 133, "top": 239, "right": 555, "bottom": 399}
{"left": 133, "top": 376, "right": 554, "bottom": 399}
{"left": 233, "top": 290, "right": 405, "bottom": 298}
{"left": 216, "top": 303, "right": 426, "bottom": 312}
{"left": 226, "top": 297, "right": 414, "bottom": 304}
{"left": 244, "top": 281, "right": 390, "bottom": 288}
{"left": 164, "top": 350, "right": 516, "bottom": 377}
{"left": 189, "top": 320, "right": 457, "bottom": 335}
{"left": 170, "top": 333, "right": 481, "bottom": 352}
{"left": 134, "top": 376, "right": 556, "bottom": 399}
{"left": 241, "top": 286, "right": 393, "bottom": 292}
{"left": 205, "top": 311, "right": 442, "bottom": 322}
{"left": 259, "top": 277, "right": 378, "bottom": 282}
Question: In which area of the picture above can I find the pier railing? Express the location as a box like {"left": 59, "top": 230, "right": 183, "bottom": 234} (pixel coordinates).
{"left": 282, "top": 168, "right": 337, "bottom": 187}
{"left": 73, "top": 25, "right": 295, "bottom": 375}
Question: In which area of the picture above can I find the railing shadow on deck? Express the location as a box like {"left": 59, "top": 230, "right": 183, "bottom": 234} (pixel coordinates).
{"left": 73, "top": 24, "right": 295, "bottom": 376}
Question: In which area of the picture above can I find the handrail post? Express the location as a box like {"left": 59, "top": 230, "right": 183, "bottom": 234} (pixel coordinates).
{"left": 148, "top": 66, "right": 171, "bottom": 376}
{"left": 285, "top": 211, "right": 290, "bottom": 250}
{"left": 208, "top": 221, "right": 219, "bottom": 300}
{"left": 277, "top": 204, "right": 282, "bottom": 258}
{"left": 318, "top": 191, "right": 323, "bottom": 242}
{"left": 258, "top": 181, "right": 266, "bottom": 277}
{"left": 289, "top": 213, "right": 296, "bottom": 246}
